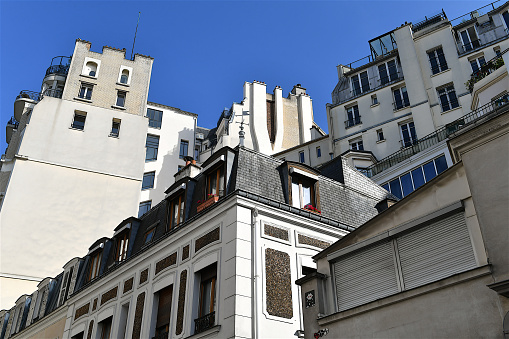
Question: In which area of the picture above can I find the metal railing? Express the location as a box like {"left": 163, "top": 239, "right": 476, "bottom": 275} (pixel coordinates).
{"left": 457, "top": 27, "right": 509, "bottom": 55}
{"left": 466, "top": 48, "right": 507, "bottom": 92}
{"left": 412, "top": 10, "right": 447, "bottom": 33}
{"left": 449, "top": 1, "right": 500, "bottom": 26}
{"left": 365, "top": 98, "right": 508, "bottom": 177}
{"left": 45, "top": 64, "right": 69, "bottom": 77}
{"left": 16, "top": 90, "right": 42, "bottom": 102}
{"left": 345, "top": 117, "right": 362, "bottom": 128}
{"left": 7, "top": 117, "right": 19, "bottom": 129}
{"left": 194, "top": 312, "right": 215, "bottom": 334}
{"left": 43, "top": 88, "right": 63, "bottom": 99}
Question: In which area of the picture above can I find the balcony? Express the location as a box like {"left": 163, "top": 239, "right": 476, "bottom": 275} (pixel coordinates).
{"left": 194, "top": 312, "right": 215, "bottom": 334}
{"left": 14, "top": 90, "right": 41, "bottom": 121}
{"left": 6, "top": 117, "right": 19, "bottom": 144}
{"left": 45, "top": 56, "right": 70, "bottom": 77}
{"left": 412, "top": 10, "right": 447, "bottom": 33}
{"left": 466, "top": 49, "right": 507, "bottom": 92}
{"left": 365, "top": 98, "right": 509, "bottom": 177}
{"left": 456, "top": 26, "right": 509, "bottom": 56}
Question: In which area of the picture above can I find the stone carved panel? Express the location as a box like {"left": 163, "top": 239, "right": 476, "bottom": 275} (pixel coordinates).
{"left": 155, "top": 252, "right": 177, "bottom": 275}
{"left": 297, "top": 234, "right": 331, "bottom": 249}
{"left": 92, "top": 298, "right": 98, "bottom": 312}
{"left": 123, "top": 277, "right": 134, "bottom": 294}
{"left": 264, "top": 224, "right": 289, "bottom": 241}
{"left": 74, "top": 303, "right": 90, "bottom": 321}
{"left": 182, "top": 245, "right": 190, "bottom": 260}
{"left": 100, "top": 286, "right": 118, "bottom": 305}
{"left": 132, "top": 292, "right": 145, "bottom": 339}
{"left": 195, "top": 227, "right": 220, "bottom": 253}
{"left": 139, "top": 268, "right": 149, "bottom": 284}
{"left": 175, "top": 270, "right": 187, "bottom": 335}
{"left": 265, "top": 248, "right": 293, "bottom": 319}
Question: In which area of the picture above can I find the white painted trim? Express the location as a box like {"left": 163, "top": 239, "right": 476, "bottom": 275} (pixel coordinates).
{"left": 201, "top": 155, "right": 225, "bottom": 173}
{"left": 153, "top": 271, "right": 176, "bottom": 293}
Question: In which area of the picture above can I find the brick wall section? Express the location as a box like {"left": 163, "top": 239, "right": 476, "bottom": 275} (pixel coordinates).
{"left": 62, "top": 40, "right": 153, "bottom": 117}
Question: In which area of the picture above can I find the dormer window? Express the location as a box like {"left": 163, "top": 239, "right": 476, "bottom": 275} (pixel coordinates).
{"left": 88, "top": 250, "right": 102, "bottom": 281}
{"left": 288, "top": 166, "right": 320, "bottom": 213}
{"left": 206, "top": 166, "right": 225, "bottom": 198}
{"left": 169, "top": 192, "right": 185, "bottom": 229}
{"left": 115, "top": 230, "right": 129, "bottom": 262}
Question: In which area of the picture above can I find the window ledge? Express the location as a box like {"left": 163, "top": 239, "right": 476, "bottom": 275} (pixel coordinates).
{"left": 80, "top": 74, "right": 97, "bottom": 80}
{"left": 184, "top": 325, "right": 221, "bottom": 339}
{"left": 441, "top": 106, "right": 462, "bottom": 114}
{"left": 393, "top": 105, "right": 410, "bottom": 113}
{"left": 376, "top": 139, "right": 386, "bottom": 144}
{"left": 116, "top": 82, "right": 130, "bottom": 87}
{"left": 69, "top": 127, "right": 84, "bottom": 132}
{"left": 111, "top": 105, "right": 126, "bottom": 110}
{"left": 370, "top": 103, "right": 380, "bottom": 108}
{"left": 74, "top": 97, "right": 92, "bottom": 103}
{"left": 108, "top": 134, "right": 119, "bottom": 138}
{"left": 345, "top": 124, "right": 362, "bottom": 130}
{"left": 430, "top": 68, "right": 450, "bottom": 78}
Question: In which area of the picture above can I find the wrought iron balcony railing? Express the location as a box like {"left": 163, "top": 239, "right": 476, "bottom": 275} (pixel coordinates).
{"left": 45, "top": 56, "right": 71, "bottom": 76}
{"left": 412, "top": 10, "right": 447, "bottom": 33}
{"left": 365, "top": 98, "right": 508, "bottom": 177}
{"left": 43, "top": 88, "right": 63, "bottom": 99}
{"left": 7, "top": 117, "right": 19, "bottom": 129}
{"left": 194, "top": 312, "right": 215, "bottom": 334}
{"left": 16, "top": 90, "right": 42, "bottom": 102}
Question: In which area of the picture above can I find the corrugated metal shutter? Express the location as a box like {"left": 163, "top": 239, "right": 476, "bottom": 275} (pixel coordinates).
{"left": 397, "top": 212, "right": 476, "bottom": 290}
{"left": 333, "top": 241, "right": 399, "bottom": 312}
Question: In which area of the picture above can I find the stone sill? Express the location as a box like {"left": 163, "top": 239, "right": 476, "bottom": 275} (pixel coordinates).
{"left": 376, "top": 139, "right": 386, "bottom": 144}
{"left": 74, "top": 97, "right": 92, "bottom": 103}
{"left": 318, "top": 265, "right": 491, "bottom": 325}
{"left": 430, "top": 68, "right": 450, "bottom": 78}
{"left": 370, "top": 103, "right": 380, "bottom": 108}
{"left": 80, "top": 74, "right": 97, "bottom": 80}
{"left": 441, "top": 106, "right": 462, "bottom": 115}
{"left": 393, "top": 105, "right": 410, "bottom": 113}
{"left": 116, "top": 82, "right": 130, "bottom": 87}
{"left": 184, "top": 325, "right": 221, "bottom": 339}
{"left": 111, "top": 105, "right": 126, "bottom": 110}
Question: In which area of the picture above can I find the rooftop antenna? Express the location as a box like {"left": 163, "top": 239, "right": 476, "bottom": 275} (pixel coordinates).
{"left": 130, "top": 12, "right": 141, "bottom": 60}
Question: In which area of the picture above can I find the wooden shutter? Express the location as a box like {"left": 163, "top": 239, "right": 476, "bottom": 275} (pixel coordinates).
{"left": 397, "top": 212, "right": 476, "bottom": 290}
{"left": 333, "top": 241, "right": 399, "bottom": 312}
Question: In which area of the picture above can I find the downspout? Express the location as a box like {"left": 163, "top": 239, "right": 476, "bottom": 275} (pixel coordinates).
{"left": 251, "top": 206, "right": 259, "bottom": 339}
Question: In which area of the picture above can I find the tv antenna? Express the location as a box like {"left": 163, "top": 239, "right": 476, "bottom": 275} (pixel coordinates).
{"left": 130, "top": 12, "right": 141, "bottom": 60}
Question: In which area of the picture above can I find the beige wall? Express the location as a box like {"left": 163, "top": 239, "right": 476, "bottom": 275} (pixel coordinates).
{"left": 27, "top": 317, "right": 66, "bottom": 339}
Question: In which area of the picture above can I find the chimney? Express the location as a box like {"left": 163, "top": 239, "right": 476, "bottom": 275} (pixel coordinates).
{"left": 291, "top": 84, "right": 306, "bottom": 96}
{"left": 174, "top": 156, "right": 200, "bottom": 181}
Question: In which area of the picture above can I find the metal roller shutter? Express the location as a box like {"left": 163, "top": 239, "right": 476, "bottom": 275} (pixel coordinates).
{"left": 397, "top": 212, "right": 476, "bottom": 290}
{"left": 333, "top": 241, "right": 399, "bottom": 312}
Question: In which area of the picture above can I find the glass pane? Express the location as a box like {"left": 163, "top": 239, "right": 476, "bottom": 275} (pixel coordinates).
{"left": 437, "top": 48, "right": 448, "bottom": 71}
{"left": 434, "top": 155, "right": 448, "bottom": 174}
{"left": 428, "top": 51, "right": 439, "bottom": 74}
{"left": 382, "top": 183, "right": 390, "bottom": 192}
{"left": 351, "top": 76, "right": 361, "bottom": 96}
{"left": 461, "top": 31, "right": 471, "bottom": 50}
{"left": 423, "top": 161, "right": 437, "bottom": 182}
{"left": 360, "top": 71, "right": 370, "bottom": 92}
{"left": 201, "top": 281, "right": 212, "bottom": 315}
{"left": 400, "top": 173, "right": 414, "bottom": 197}
{"left": 439, "top": 93, "right": 450, "bottom": 111}
{"left": 387, "top": 60, "right": 398, "bottom": 81}
{"left": 301, "top": 182, "right": 312, "bottom": 207}
{"left": 470, "top": 60, "right": 479, "bottom": 73}
{"left": 411, "top": 167, "right": 425, "bottom": 189}
{"left": 402, "top": 87, "right": 409, "bottom": 106}
{"left": 292, "top": 179, "right": 300, "bottom": 207}
{"left": 218, "top": 167, "right": 225, "bottom": 196}
{"left": 389, "top": 178, "right": 402, "bottom": 199}
{"left": 379, "top": 64, "right": 388, "bottom": 85}
{"left": 394, "top": 89, "right": 403, "bottom": 109}
{"left": 449, "top": 90, "right": 459, "bottom": 109}
{"left": 209, "top": 173, "right": 217, "bottom": 195}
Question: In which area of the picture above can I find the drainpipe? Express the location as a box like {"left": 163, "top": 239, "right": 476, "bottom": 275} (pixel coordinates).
{"left": 251, "top": 206, "right": 259, "bottom": 339}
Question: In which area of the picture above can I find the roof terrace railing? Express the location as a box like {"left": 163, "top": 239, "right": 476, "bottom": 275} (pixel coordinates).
{"left": 16, "top": 90, "right": 42, "bottom": 102}
{"left": 365, "top": 97, "right": 509, "bottom": 177}
{"left": 45, "top": 56, "right": 71, "bottom": 77}
{"left": 7, "top": 117, "right": 19, "bottom": 129}
{"left": 449, "top": 0, "right": 501, "bottom": 26}
{"left": 412, "top": 10, "right": 447, "bottom": 33}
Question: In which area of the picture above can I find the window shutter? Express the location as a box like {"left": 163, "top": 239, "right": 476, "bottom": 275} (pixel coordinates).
{"left": 397, "top": 212, "right": 476, "bottom": 290}
{"left": 333, "top": 241, "right": 399, "bottom": 312}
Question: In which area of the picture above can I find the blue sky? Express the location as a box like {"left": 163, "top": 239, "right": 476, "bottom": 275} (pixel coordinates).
{"left": 0, "top": 0, "right": 493, "bottom": 151}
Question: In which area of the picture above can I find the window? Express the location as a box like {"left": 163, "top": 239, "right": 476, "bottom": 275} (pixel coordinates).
{"left": 179, "top": 140, "right": 189, "bottom": 159}
{"left": 378, "top": 59, "right": 398, "bottom": 85}
{"left": 143, "top": 228, "right": 156, "bottom": 244}
{"left": 299, "top": 151, "right": 305, "bottom": 163}
{"left": 84, "top": 61, "right": 98, "bottom": 77}
{"left": 427, "top": 47, "right": 448, "bottom": 74}
{"left": 98, "top": 316, "right": 112, "bottom": 339}
{"left": 350, "top": 139, "right": 364, "bottom": 151}
{"left": 155, "top": 285, "right": 173, "bottom": 337}
{"left": 115, "top": 231, "right": 129, "bottom": 262}
{"left": 382, "top": 155, "right": 448, "bottom": 199}
{"left": 138, "top": 200, "right": 151, "bottom": 218}
{"left": 291, "top": 175, "right": 316, "bottom": 209}
{"left": 195, "top": 147, "right": 200, "bottom": 160}
{"left": 459, "top": 26, "right": 480, "bottom": 52}
{"left": 345, "top": 105, "right": 361, "bottom": 128}
{"left": 78, "top": 83, "right": 93, "bottom": 100}
{"left": 116, "top": 91, "right": 126, "bottom": 107}
{"left": 437, "top": 85, "right": 459, "bottom": 112}
{"left": 120, "top": 69, "right": 129, "bottom": 84}
{"left": 195, "top": 264, "right": 217, "bottom": 334}
{"left": 316, "top": 147, "right": 321, "bottom": 158}
{"left": 469, "top": 55, "right": 486, "bottom": 73}
{"left": 71, "top": 111, "right": 87, "bottom": 130}
{"left": 393, "top": 86, "right": 410, "bottom": 110}
{"left": 145, "top": 134, "right": 159, "bottom": 161}
{"left": 88, "top": 250, "right": 102, "bottom": 281}
{"left": 110, "top": 119, "right": 121, "bottom": 137}
{"left": 400, "top": 121, "right": 417, "bottom": 147}
{"left": 206, "top": 166, "right": 225, "bottom": 197}
{"left": 503, "top": 11, "right": 509, "bottom": 30}
{"left": 142, "top": 172, "right": 155, "bottom": 190}
{"left": 146, "top": 108, "right": 163, "bottom": 129}
{"left": 371, "top": 94, "right": 378, "bottom": 105}
{"left": 168, "top": 192, "right": 185, "bottom": 229}
{"left": 351, "top": 71, "right": 369, "bottom": 96}
{"left": 118, "top": 303, "right": 130, "bottom": 339}
{"left": 494, "top": 47, "right": 502, "bottom": 57}
{"left": 377, "top": 129, "right": 385, "bottom": 142}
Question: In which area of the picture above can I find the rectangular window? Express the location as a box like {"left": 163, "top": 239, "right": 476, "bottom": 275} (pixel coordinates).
{"left": 146, "top": 108, "right": 163, "bottom": 129}
{"left": 291, "top": 175, "right": 316, "bottom": 209}
{"left": 345, "top": 105, "right": 361, "bottom": 128}
{"left": 316, "top": 147, "right": 321, "bottom": 158}
{"left": 371, "top": 94, "right": 378, "bottom": 105}
{"left": 88, "top": 250, "right": 102, "bottom": 281}
{"left": 71, "top": 112, "right": 87, "bottom": 130}
{"left": 469, "top": 55, "right": 486, "bottom": 73}
{"left": 350, "top": 139, "right": 364, "bottom": 151}
{"left": 155, "top": 285, "right": 173, "bottom": 337}
{"left": 138, "top": 200, "right": 151, "bottom": 218}
{"left": 143, "top": 228, "right": 156, "bottom": 244}
{"left": 179, "top": 140, "right": 189, "bottom": 159}
{"left": 142, "top": 172, "right": 155, "bottom": 190}
{"left": 437, "top": 85, "right": 459, "bottom": 112}
{"left": 206, "top": 166, "right": 225, "bottom": 197}
{"left": 145, "top": 134, "right": 159, "bottom": 161}
{"left": 116, "top": 91, "right": 126, "bottom": 107}
{"left": 98, "top": 316, "right": 112, "bottom": 339}
{"left": 115, "top": 231, "right": 129, "bottom": 262}
{"left": 459, "top": 26, "right": 480, "bottom": 52}
{"left": 377, "top": 129, "right": 385, "bottom": 142}
{"left": 299, "top": 151, "right": 305, "bottom": 163}
{"left": 78, "top": 83, "right": 93, "bottom": 100}
{"left": 195, "top": 264, "right": 217, "bottom": 334}
{"left": 378, "top": 59, "right": 398, "bottom": 85}
{"left": 351, "top": 71, "right": 369, "bottom": 96}
{"left": 393, "top": 86, "right": 410, "bottom": 110}
{"left": 427, "top": 47, "right": 448, "bottom": 74}
{"left": 110, "top": 119, "right": 121, "bottom": 137}
{"left": 400, "top": 121, "right": 417, "bottom": 147}
{"left": 169, "top": 192, "right": 185, "bottom": 229}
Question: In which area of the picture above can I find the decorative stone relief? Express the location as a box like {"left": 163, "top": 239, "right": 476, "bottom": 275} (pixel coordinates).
{"left": 265, "top": 248, "right": 293, "bottom": 319}
{"left": 74, "top": 303, "right": 90, "bottom": 321}
{"left": 68, "top": 262, "right": 80, "bottom": 295}
{"left": 26, "top": 290, "right": 38, "bottom": 325}
{"left": 139, "top": 268, "right": 149, "bottom": 284}
{"left": 264, "top": 224, "right": 289, "bottom": 241}
{"left": 175, "top": 270, "right": 187, "bottom": 335}
{"left": 132, "top": 292, "right": 145, "bottom": 339}
{"left": 195, "top": 227, "right": 220, "bottom": 253}
{"left": 155, "top": 252, "right": 177, "bottom": 275}
{"left": 100, "top": 286, "right": 118, "bottom": 306}
{"left": 298, "top": 234, "right": 331, "bottom": 249}
{"left": 123, "top": 277, "right": 134, "bottom": 294}
{"left": 86, "top": 320, "right": 94, "bottom": 339}
{"left": 182, "top": 245, "right": 190, "bottom": 260}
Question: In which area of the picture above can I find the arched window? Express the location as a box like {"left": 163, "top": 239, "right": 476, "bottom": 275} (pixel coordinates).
{"left": 120, "top": 69, "right": 129, "bottom": 84}
{"left": 85, "top": 61, "right": 98, "bottom": 77}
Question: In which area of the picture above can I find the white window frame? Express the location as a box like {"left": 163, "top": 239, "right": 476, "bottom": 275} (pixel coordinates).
{"left": 469, "top": 54, "right": 486, "bottom": 73}
{"left": 437, "top": 84, "right": 459, "bottom": 112}
{"left": 350, "top": 71, "right": 370, "bottom": 96}
{"left": 349, "top": 138, "right": 363, "bottom": 151}
{"left": 459, "top": 26, "right": 480, "bottom": 52}
{"left": 81, "top": 57, "right": 101, "bottom": 78}
{"left": 118, "top": 66, "right": 133, "bottom": 85}
{"left": 377, "top": 129, "right": 385, "bottom": 142}
{"left": 378, "top": 59, "right": 399, "bottom": 85}
{"left": 392, "top": 86, "right": 410, "bottom": 110}
{"left": 427, "top": 47, "right": 448, "bottom": 75}
{"left": 78, "top": 82, "right": 93, "bottom": 100}
{"left": 399, "top": 121, "right": 417, "bottom": 147}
